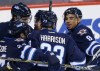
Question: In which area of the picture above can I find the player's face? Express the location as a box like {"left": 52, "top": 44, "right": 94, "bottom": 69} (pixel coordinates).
{"left": 20, "top": 33, "right": 27, "bottom": 39}
{"left": 34, "top": 19, "right": 42, "bottom": 30}
{"left": 19, "top": 16, "right": 32, "bottom": 24}
{"left": 65, "top": 14, "right": 80, "bottom": 30}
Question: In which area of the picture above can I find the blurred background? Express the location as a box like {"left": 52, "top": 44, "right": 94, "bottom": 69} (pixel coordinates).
{"left": 0, "top": 0, "right": 99, "bottom": 6}
{"left": 0, "top": 0, "right": 100, "bottom": 42}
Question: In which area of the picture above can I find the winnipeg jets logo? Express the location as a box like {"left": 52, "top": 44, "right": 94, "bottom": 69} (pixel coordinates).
{"left": 77, "top": 29, "right": 87, "bottom": 36}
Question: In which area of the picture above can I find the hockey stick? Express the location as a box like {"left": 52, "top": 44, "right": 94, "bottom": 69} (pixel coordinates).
{"left": 86, "top": 49, "right": 100, "bottom": 66}
{"left": 83, "top": 49, "right": 100, "bottom": 71}
{"left": 49, "top": 0, "right": 52, "bottom": 12}
{"left": 0, "top": 57, "right": 92, "bottom": 71}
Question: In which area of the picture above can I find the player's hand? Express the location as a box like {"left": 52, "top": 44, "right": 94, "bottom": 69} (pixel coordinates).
{"left": 32, "top": 49, "right": 44, "bottom": 61}
{"left": 44, "top": 51, "right": 60, "bottom": 71}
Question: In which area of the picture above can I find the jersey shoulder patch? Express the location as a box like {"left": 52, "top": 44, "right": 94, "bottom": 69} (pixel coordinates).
{"left": 77, "top": 29, "right": 87, "bottom": 36}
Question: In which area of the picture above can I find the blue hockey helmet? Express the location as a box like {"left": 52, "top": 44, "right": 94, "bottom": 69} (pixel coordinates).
{"left": 64, "top": 7, "right": 82, "bottom": 20}
{"left": 11, "top": 2, "right": 31, "bottom": 17}
{"left": 34, "top": 10, "right": 46, "bottom": 23}
{"left": 41, "top": 11, "right": 57, "bottom": 27}
{"left": 9, "top": 21, "right": 31, "bottom": 37}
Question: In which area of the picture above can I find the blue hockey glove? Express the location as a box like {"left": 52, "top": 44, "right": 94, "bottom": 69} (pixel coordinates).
{"left": 32, "top": 49, "right": 44, "bottom": 61}
{"left": 44, "top": 51, "right": 60, "bottom": 71}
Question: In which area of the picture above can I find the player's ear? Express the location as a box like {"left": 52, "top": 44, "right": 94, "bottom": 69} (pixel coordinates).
{"left": 77, "top": 18, "right": 81, "bottom": 23}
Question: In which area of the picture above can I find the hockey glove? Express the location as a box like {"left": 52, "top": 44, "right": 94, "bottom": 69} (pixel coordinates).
{"left": 44, "top": 51, "right": 60, "bottom": 71}
{"left": 32, "top": 49, "right": 44, "bottom": 61}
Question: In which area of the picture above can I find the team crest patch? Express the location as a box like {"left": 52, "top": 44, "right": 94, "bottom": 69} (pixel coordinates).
{"left": 77, "top": 29, "right": 87, "bottom": 36}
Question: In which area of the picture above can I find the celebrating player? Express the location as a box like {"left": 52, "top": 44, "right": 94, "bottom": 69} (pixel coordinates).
{"left": 63, "top": 7, "right": 100, "bottom": 69}
{"left": 0, "top": 2, "right": 35, "bottom": 71}
{"left": 28, "top": 10, "right": 86, "bottom": 71}
{"left": 0, "top": 14, "right": 60, "bottom": 71}
{"left": 0, "top": 2, "right": 33, "bottom": 39}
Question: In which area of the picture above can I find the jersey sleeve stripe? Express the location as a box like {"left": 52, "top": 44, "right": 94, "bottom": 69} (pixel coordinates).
{"left": 70, "top": 58, "right": 86, "bottom": 65}
{"left": 91, "top": 45, "right": 100, "bottom": 56}
{"left": 20, "top": 45, "right": 31, "bottom": 59}
{"left": 86, "top": 41, "right": 98, "bottom": 56}
{"left": 27, "top": 48, "right": 36, "bottom": 60}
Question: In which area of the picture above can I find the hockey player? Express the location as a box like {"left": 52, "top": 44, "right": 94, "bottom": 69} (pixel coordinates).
{"left": 0, "top": 2, "right": 33, "bottom": 39}
{"left": 0, "top": 2, "right": 34, "bottom": 71}
{"left": 28, "top": 10, "right": 86, "bottom": 71}
{"left": 0, "top": 18, "right": 60, "bottom": 71}
{"left": 34, "top": 10, "right": 44, "bottom": 30}
{"left": 0, "top": 36, "right": 60, "bottom": 71}
{"left": 63, "top": 7, "right": 100, "bottom": 68}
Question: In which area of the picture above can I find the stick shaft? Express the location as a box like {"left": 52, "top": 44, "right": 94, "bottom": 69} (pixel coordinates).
{"left": 49, "top": 0, "right": 52, "bottom": 12}
{"left": 0, "top": 57, "right": 91, "bottom": 70}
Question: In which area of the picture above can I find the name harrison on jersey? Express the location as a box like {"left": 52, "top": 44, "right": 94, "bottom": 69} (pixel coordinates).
{"left": 40, "top": 35, "right": 65, "bottom": 44}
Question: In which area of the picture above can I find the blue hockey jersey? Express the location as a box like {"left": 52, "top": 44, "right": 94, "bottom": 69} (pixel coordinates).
{"left": 0, "top": 37, "right": 45, "bottom": 71}
{"left": 28, "top": 29, "right": 86, "bottom": 71}
{"left": 67, "top": 24, "right": 100, "bottom": 62}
